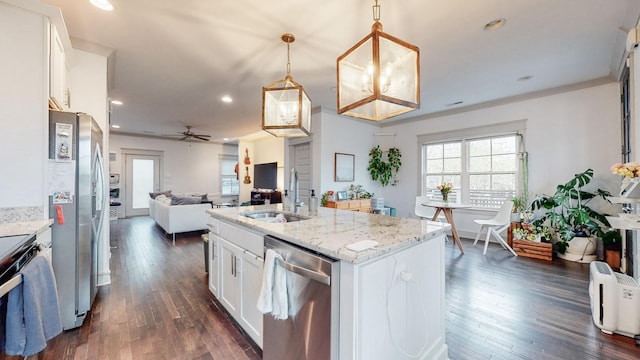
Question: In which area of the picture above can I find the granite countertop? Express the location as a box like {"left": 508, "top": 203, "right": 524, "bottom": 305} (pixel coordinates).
{"left": 0, "top": 219, "right": 53, "bottom": 238}
{"left": 0, "top": 219, "right": 53, "bottom": 263}
{"left": 207, "top": 204, "right": 449, "bottom": 264}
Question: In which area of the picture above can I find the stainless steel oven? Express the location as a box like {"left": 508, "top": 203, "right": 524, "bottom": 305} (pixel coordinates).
{"left": 263, "top": 235, "right": 340, "bottom": 360}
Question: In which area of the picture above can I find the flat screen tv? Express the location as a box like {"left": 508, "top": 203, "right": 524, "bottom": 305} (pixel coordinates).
{"left": 254, "top": 162, "right": 277, "bottom": 190}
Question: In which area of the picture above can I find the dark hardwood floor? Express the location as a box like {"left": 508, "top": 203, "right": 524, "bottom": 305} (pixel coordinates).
{"left": 3, "top": 216, "right": 640, "bottom": 359}
{"left": 445, "top": 238, "right": 639, "bottom": 360}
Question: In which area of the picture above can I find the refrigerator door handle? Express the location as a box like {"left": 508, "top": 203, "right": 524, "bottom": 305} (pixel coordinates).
{"left": 91, "top": 145, "right": 106, "bottom": 241}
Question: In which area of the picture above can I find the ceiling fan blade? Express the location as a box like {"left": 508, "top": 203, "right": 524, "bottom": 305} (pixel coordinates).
{"left": 194, "top": 135, "right": 210, "bottom": 141}
{"left": 180, "top": 136, "right": 188, "bottom": 140}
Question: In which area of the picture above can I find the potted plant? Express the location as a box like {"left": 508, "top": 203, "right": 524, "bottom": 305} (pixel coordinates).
{"left": 320, "top": 191, "right": 334, "bottom": 207}
{"left": 529, "top": 168, "right": 620, "bottom": 261}
{"left": 512, "top": 227, "right": 528, "bottom": 240}
{"left": 350, "top": 184, "right": 374, "bottom": 199}
{"left": 367, "top": 146, "right": 402, "bottom": 186}
{"left": 510, "top": 196, "right": 525, "bottom": 222}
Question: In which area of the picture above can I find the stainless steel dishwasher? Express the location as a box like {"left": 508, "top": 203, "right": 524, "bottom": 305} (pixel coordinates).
{"left": 263, "top": 235, "right": 340, "bottom": 360}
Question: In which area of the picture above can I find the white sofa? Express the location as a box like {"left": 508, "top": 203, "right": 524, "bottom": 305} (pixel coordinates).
{"left": 149, "top": 195, "right": 212, "bottom": 245}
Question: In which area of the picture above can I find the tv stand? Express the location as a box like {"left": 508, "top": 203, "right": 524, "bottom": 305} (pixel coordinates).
{"left": 251, "top": 190, "right": 282, "bottom": 205}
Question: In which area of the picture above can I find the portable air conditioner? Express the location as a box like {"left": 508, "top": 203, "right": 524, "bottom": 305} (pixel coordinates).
{"left": 589, "top": 261, "right": 640, "bottom": 337}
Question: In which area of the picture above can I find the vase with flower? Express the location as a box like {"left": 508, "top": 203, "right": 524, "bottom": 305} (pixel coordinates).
{"left": 437, "top": 182, "right": 453, "bottom": 205}
{"left": 611, "top": 162, "right": 640, "bottom": 178}
{"left": 611, "top": 161, "right": 640, "bottom": 196}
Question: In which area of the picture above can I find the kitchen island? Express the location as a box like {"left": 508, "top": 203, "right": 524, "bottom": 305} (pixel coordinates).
{"left": 207, "top": 204, "right": 449, "bottom": 360}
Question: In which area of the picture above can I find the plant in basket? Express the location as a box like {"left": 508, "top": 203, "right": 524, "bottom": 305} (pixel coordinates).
{"left": 529, "top": 168, "right": 620, "bottom": 256}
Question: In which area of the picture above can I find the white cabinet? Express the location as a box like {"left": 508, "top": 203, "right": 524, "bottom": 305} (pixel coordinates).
{"left": 213, "top": 220, "right": 264, "bottom": 348}
{"left": 239, "top": 249, "right": 264, "bottom": 345}
{"left": 219, "top": 238, "right": 241, "bottom": 316}
{"left": 208, "top": 232, "right": 220, "bottom": 298}
{"left": 208, "top": 219, "right": 220, "bottom": 298}
{"left": 50, "top": 24, "right": 70, "bottom": 109}
{"left": 339, "top": 235, "right": 448, "bottom": 360}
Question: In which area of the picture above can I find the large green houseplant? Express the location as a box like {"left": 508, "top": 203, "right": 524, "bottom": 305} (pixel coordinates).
{"left": 367, "top": 145, "right": 401, "bottom": 186}
{"left": 529, "top": 168, "right": 620, "bottom": 254}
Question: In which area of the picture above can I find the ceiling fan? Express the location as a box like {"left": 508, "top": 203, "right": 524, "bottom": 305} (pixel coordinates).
{"left": 168, "top": 126, "right": 211, "bottom": 141}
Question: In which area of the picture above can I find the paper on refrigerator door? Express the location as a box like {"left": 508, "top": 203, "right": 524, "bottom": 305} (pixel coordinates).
{"left": 48, "top": 159, "right": 75, "bottom": 203}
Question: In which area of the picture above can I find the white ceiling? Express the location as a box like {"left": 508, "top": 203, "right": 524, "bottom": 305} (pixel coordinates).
{"left": 42, "top": 0, "right": 640, "bottom": 142}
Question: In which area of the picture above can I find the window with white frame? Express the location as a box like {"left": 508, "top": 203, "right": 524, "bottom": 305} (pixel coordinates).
{"left": 424, "top": 142, "right": 462, "bottom": 203}
{"left": 420, "top": 120, "right": 525, "bottom": 209}
{"left": 220, "top": 157, "right": 239, "bottom": 196}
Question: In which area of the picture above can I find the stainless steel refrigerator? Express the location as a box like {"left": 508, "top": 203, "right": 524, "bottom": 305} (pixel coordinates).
{"left": 48, "top": 110, "right": 106, "bottom": 330}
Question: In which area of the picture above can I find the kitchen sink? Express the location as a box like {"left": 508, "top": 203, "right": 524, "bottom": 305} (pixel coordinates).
{"left": 241, "top": 211, "right": 310, "bottom": 223}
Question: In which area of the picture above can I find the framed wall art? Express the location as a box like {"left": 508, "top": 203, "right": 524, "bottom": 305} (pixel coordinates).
{"left": 334, "top": 153, "right": 354, "bottom": 182}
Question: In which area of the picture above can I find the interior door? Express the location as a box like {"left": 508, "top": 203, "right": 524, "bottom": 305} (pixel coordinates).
{"left": 292, "top": 142, "right": 311, "bottom": 206}
{"left": 124, "top": 154, "right": 160, "bottom": 217}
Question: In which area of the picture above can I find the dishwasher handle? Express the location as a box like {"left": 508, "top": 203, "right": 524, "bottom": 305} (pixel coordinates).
{"left": 276, "top": 258, "right": 331, "bottom": 286}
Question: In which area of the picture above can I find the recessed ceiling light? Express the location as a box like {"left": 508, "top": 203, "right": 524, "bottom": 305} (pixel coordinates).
{"left": 110, "top": 100, "right": 123, "bottom": 105}
{"left": 111, "top": 124, "right": 120, "bottom": 129}
{"left": 223, "top": 138, "right": 230, "bottom": 141}
{"left": 90, "top": 0, "right": 114, "bottom": 11}
{"left": 221, "top": 96, "right": 233, "bottom": 103}
{"left": 517, "top": 75, "right": 533, "bottom": 82}
{"left": 484, "top": 18, "right": 506, "bottom": 31}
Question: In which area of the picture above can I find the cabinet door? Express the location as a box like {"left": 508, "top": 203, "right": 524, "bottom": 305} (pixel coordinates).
{"left": 50, "top": 25, "right": 69, "bottom": 109}
{"left": 239, "top": 251, "right": 264, "bottom": 348}
{"left": 208, "top": 233, "right": 220, "bottom": 298}
{"left": 219, "top": 239, "right": 241, "bottom": 317}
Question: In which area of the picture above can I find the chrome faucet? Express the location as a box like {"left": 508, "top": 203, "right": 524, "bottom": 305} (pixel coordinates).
{"left": 290, "top": 168, "right": 301, "bottom": 213}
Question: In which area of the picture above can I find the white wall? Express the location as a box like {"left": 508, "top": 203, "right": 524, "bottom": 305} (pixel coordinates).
{"left": 378, "top": 82, "right": 621, "bottom": 237}
{"left": 109, "top": 135, "right": 237, "bottom": 205}
{"left": 0, "top": 4, "right": 47, "bottom": 209}
{"left": 70, "top": 49, "right": 108, "bottom": 130}
{"left": 237, "top": 140, "right": 254, "bottom": 203}
{"left": 316, "top": 109, "right": 380, "bottom": 198}
{"left": 253, "top": 135, "right": 285, "bottom": 194}
{"left": 238, "top": 133, "right": 285, "bottom": 203}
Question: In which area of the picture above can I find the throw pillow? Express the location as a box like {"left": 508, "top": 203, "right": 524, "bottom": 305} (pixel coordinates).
{"left": 201, "top": 194, "right": 209, "bottom": 203}
{"left": 150, "top": 190, "right": 172, "bottom": 199}
{"left": 170, "top": 196, "right": 202, "bottom": 205}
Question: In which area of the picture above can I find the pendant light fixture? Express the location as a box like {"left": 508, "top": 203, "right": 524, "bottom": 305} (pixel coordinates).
{"left": 262, "top": 33, "right": 311, "bottom": 137}
{"left": 337, "top": 0, "right": 420, "bottom": 121}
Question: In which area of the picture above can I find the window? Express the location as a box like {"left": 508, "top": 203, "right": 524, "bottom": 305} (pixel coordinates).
{"left": 424, "top": 142, "right": 462, "bottom": 203}
{"left": 420, "top": 121, "right": 525, "bottom": 209}
{"left": 220, "top": 157, "right": 239, "bottom": 196}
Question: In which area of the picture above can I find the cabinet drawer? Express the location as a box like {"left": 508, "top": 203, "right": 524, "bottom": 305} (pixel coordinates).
{"left": 326, "top": 201, "right": 348, "bottom": 209}
{"left": 334, "top": 201, "right": 350, "bottom": 209}
{"left": 207, "top": 218, "right": 220, "bottom": 234}
{"left": 219, "top": 221, "right": 263, "bottom": 256}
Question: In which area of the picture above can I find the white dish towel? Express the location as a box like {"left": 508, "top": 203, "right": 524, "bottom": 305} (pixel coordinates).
{"left": 257, "top": 249, "right": 288, "bottom": 320}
